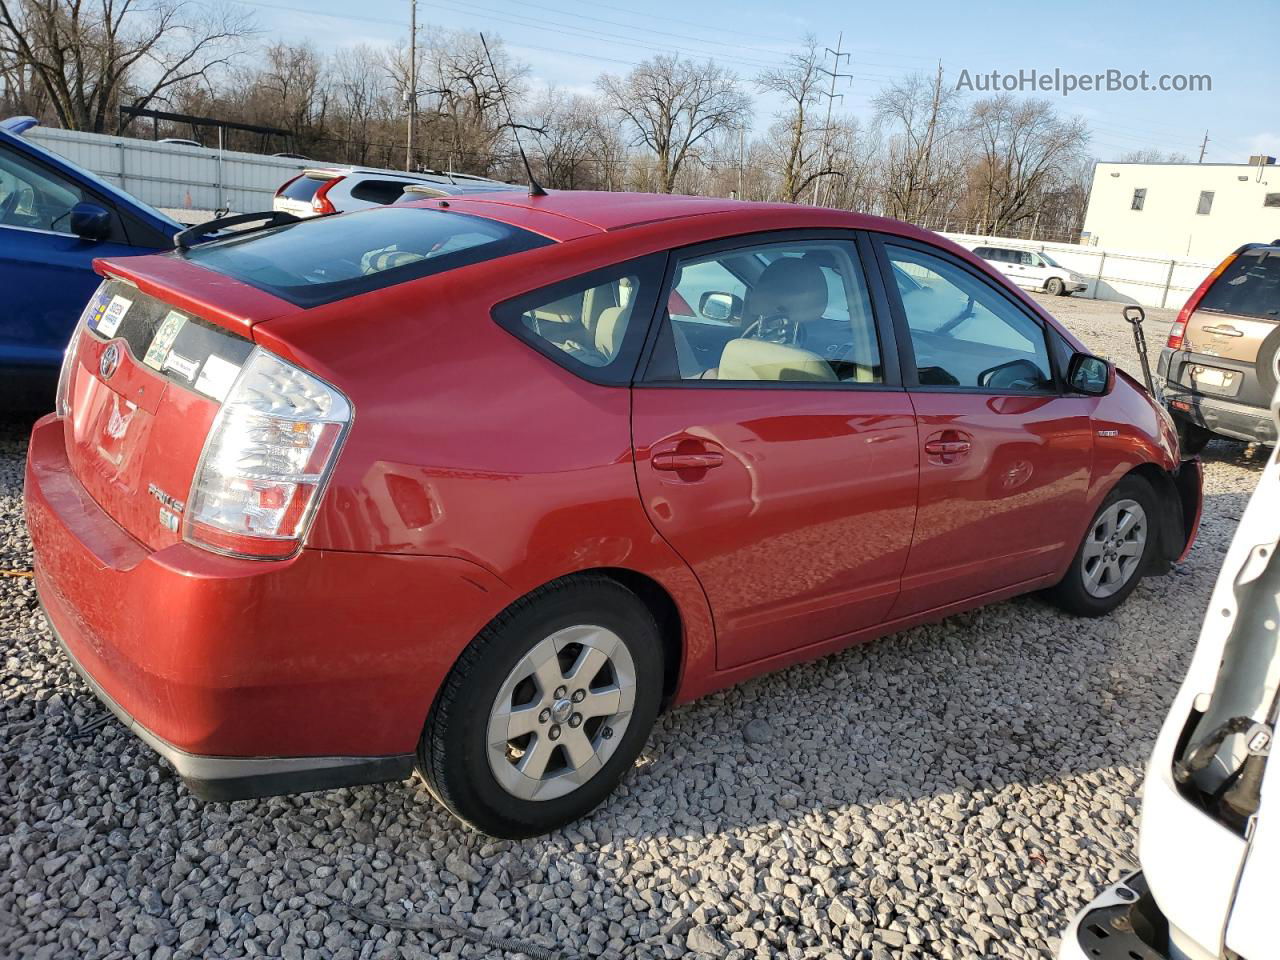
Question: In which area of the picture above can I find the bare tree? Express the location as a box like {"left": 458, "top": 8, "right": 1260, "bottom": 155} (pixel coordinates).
{"left": 0, "top": 0, "right": 252, "bottom": 133}
{"left": 967, "top": 94, "right": 1090, "bottom": 234}
{"left": 526, "top": 88, "right": 622, "bottom": 190}
{"left": 599, "top": 54, "right": 750, "bottom": 193}
{"left": 873, "top": 65, "right": 965, "bottom": 222}
{"left": 756, "top": 36, "right": 840, "bottom": 203}
{"left": 1118, "top": 148, "right": 1191, "bottom": 163}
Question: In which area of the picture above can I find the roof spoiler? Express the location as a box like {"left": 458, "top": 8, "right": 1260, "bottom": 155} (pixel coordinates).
{"left": 0, "top": 116, "right": 39, "bottom": 135}
{"left": 173, "top": 210, "right": 301, "bottom": 249}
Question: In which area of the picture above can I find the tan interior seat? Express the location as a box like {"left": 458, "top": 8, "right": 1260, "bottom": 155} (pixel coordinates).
{"left": 594, "top": 305, "right": 631, "bottom": 362}
{"left": 361, "top": 247, "right": 426, "bottom": 275}
{"left": 717, "top": 339, "right": 837, "bottom": 382}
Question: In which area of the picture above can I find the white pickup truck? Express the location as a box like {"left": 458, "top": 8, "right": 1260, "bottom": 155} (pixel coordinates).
{"left": 1059, "top": 393, "right": 1278, "bottom": 960}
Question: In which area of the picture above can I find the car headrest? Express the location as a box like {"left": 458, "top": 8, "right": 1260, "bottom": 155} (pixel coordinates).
{"left": 717, "top": 339, "right": 836, "bottom": 382}
{"left": 744, "top": 257, "right": 828, "bottom": 325}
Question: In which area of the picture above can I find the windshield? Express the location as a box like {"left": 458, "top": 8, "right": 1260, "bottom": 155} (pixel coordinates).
{"left": 1199, "top": 249, "right": 1280, "bottom": 319}
{"left": 1039, "top": 252, "right": 1062, "bottom": 268}
{"left": 8, "top": 129, "right": 178, "bottom": 229}
{"left": 181, "top": 206, "right": 552, "bottom": 307}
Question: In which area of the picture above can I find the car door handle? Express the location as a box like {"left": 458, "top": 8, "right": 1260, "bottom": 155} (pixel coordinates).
{"left": 652, "top": 451, "right": 725, "bottom": 471}
{"left": 1200, "top": 324, "right": 1243, "bottom": 337}
{"left": 924, "top": 440, "right": 970, "bottom": 455}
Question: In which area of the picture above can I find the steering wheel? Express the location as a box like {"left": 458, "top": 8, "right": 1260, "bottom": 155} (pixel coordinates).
{"left": 740, "top": 313, "right": 804, "bottom": 347}
{"left": 0, "top": 190, "right": 18, "bottom": 222}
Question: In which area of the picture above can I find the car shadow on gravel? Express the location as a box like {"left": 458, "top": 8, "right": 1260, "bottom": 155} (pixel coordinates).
{"left": 1, "top": 427, "right": 1270, "bottom": 960}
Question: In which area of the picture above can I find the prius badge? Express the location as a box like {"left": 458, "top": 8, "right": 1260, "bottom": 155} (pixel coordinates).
{"left": 99, "top": 343, "right": 121, "bottom": 380}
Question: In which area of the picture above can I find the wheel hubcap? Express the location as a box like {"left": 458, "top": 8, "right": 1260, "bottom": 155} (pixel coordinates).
{"left": 1080, "top": 498, "right": 1147, "bottom": 599}
{"left": 486, "top": 624, "right": 636, "bottom": 801}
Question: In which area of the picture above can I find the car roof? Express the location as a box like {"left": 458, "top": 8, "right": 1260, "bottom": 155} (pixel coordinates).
{"left": 406, "top": 190, "right": 789, "bottom": 233}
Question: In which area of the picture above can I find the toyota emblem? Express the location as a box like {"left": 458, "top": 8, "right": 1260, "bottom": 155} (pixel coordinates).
{"left": 99, "top": 343, "right": 121, "bottom": 380}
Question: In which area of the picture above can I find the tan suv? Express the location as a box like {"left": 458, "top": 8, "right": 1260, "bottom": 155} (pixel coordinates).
{"left": 1159, "top": 241, "right": 1280, "bottom": 452}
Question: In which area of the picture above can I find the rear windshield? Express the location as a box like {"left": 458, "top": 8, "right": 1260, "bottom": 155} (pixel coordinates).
{"left": 1199, "top": 248, "right": 1280, "bottom": 319}
{"left": 180, "top": 206, "right": 552, "bottom": 307}
{"left": 280, "top": 173, "right": 328, "bottom": 202}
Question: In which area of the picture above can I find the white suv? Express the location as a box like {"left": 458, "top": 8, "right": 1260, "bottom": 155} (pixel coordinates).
{"left": 972, "top": 244, "right": 1087, "bottom": 296}
{"left": 273, "top": 167, "right": 516, "bottom": 218}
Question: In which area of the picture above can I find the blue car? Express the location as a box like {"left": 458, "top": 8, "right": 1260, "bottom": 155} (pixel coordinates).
{"left": 0, "top": 117, "right": 182, "bottom": 407}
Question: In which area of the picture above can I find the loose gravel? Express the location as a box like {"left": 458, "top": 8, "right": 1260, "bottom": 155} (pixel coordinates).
{"left": 1, "top": 292, "right": 1271, "bottom": 960}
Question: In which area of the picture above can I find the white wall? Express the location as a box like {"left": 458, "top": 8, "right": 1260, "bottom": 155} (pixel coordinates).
{"left": 1082, "top": 161, "right": 1280, "bottom": 261}
{"left": 25, "top": 126, "right": 316, "bottom": 214}
{"left": 941, "top": 232, "right": 1215, "bottom": 311}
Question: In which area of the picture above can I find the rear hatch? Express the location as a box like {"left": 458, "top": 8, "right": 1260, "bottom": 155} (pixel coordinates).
{"left": 1178, "top": 247, "right": 1280, "bottom": 404}
{"left": 61, "top": 205, "right": 555, "bottom": 553}
{"left": 62, "top": 269, "right": 292, "bottom": 551}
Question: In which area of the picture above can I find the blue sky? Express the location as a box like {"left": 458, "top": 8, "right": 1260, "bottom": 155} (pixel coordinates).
{"left": 231, "top": 0, "right": 1277, "bottom": 163}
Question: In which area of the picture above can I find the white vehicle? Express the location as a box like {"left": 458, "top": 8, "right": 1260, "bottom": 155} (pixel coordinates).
{"left": 971, "top": 244, "right": 1087, "bottom": 296}
{"left": 1059, "top": 391, "right": 1279, "bottom": 960}
{"left": 273, "top": 167, "right": 516, "bottom": 218}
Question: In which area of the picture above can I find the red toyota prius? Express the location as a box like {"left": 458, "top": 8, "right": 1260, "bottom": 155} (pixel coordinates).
{"left": 25, "top": 192, "right": 1202, "bottom": 837}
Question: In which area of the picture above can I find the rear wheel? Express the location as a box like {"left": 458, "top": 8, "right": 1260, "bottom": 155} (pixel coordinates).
{"left": 1045, "top": 476, "right": 1158, "bottom": 616}
{"left": 418, "top": 577, "right": 663, "bottom": 838}
{"left": 1045, "top": 277, "right": 1065, "bottom": 296}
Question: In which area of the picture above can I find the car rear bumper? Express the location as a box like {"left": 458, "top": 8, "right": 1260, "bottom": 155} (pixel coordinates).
{"left": 1159, "top": 347, "right": 1278, "bottom": 444}
{"left": 24, "top": 413, "right": 511, "bottom": 799}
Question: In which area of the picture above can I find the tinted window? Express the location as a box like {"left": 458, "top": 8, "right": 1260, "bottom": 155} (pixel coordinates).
{"left": 280, "top": 173, "right": 328, "bottom": 202}
{"left": 887, "top": 244, "right": 1052, "bottom": 391}
{"left": 182, "top": 207, "right": 552, "bottom": 307}
{"left": 647, "top": 240, "right": 883, "bottom": 385}
{"left": 1197, "top": 191, "right": 1214, "bottom": 215}
{"left": 350, "top": 179, "right": 411, "bottom": 205}
{"left": 1198, "top": 249, "right": 1280, "bottom": 319}
{"left": 494, "top": 255, "right": 666, "bottom": 385}
{"left": 0, "top": 144, "right": 85, "bottom": 232}
{"left": 1131, "top": 188, "right": 1147, "bottom": 211}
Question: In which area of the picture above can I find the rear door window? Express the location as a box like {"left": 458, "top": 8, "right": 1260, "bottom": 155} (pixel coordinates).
{"left": 181, "top": 206, "right": 552, "bottom": 307}
{"left": 1198, "top": 249, "right": 1280, "bottom": 319}
{"left": 349, "top": 179, "right": 412, "bottom": 205}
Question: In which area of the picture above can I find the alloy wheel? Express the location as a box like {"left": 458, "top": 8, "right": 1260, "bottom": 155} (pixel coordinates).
{"left": 486, "top": 624, "right": 637, "bottom": 801}
{"left": 1080, "top": 498, "right": 1147, "bottom": 598}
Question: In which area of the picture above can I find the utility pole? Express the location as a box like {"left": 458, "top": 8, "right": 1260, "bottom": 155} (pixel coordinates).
{"left": 737, "top": 126, "right": 745, "bottom": 199}
{"left": 913, "top": 60, "right": 944, "bottom": 225}
{"left": 406, "top": 0, "right": 417, "bottom": 172}
{"left": 811, "top": 33, "right": 852, "bottom": 207}
{"left": 1198, "top": 130, "right": 1209, "bottom": 163}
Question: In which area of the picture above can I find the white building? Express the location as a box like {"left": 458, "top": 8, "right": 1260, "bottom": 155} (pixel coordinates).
{"left": 1082, "top": 158, "right": 1280, "bottom": 261}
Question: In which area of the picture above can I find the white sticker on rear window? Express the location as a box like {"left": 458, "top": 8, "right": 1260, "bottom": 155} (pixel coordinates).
{"left": 96, "top": 295, "right": 133, "bottom": 337}
{"left": 144, "top": 311, "right": 187, "bottom": 370}
{"left": 194, "top": 353, "right": 241, "bottom": 402}
{"left": 162, "top": 352, "right": 200, "bottom": 381}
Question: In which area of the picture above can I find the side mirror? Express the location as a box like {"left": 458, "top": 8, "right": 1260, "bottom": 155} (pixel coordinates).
{"left": 1067, "top": 352, "right": 1113, "bottom": 396}
{"left": 698, "top": 291, "right": 743, "bottom": 323}
{"left": 69, "top": 202, "right": 111, "bottom": 242}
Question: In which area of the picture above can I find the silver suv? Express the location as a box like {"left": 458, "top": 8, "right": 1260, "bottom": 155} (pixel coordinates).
{"left": 273, "top": 167, "right": 516, "bottom": 218}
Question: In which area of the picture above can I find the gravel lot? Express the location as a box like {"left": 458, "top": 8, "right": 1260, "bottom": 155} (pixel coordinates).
{"left": 1, "top": 292, "right": 1270, "bottom": 960}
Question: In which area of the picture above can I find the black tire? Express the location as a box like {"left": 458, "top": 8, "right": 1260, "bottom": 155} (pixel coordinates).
{"left": 1044, "top": 475, "right": 1160, "bottom": 617}
{"left": 1176, "top": 417, "right": 1213, "bottom": 457}
{"left": 1045, "top": 277, "right": 1065, "bottom": 296}
{"left": 1258, "top": 324, "right": 1280, "bottom": 399}
{"left": 418, "top": 576, "right": 663, "bottom": 838}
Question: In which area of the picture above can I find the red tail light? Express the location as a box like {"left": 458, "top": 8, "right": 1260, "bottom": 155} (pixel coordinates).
{"left": 1170, "top": 252, "right": 1239, "bottom": 350}
{"left": 275, "top": 172, "right": 303, "bottom": 198}
{"left": 312, "top": 176, "right": 342, "bottom": 215}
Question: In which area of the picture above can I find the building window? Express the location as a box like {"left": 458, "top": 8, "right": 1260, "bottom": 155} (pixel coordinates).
{"left": 1131, "top": 188, "right": 1147, "bottom": 211}
{"left": 1196, "top": 191, "right": 1214, "bottom": 215}
{"left": 1266, "top": 193, "right": 1280, "bottom": 208}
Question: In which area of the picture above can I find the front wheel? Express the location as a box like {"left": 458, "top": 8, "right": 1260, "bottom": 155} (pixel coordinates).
{"left": 1045, "top": 277, "right": 1065, "bottom": 296}
{"left": 418, "top": 577, "right": 664, "bottom": 838}
{"left": 1044, "top": 476, "right": 1159, "bottom": 617}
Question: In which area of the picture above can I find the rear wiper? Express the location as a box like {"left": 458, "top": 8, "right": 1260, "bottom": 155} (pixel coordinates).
{"left": 173, "top": 210, "right": 303, "bottom": 250}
